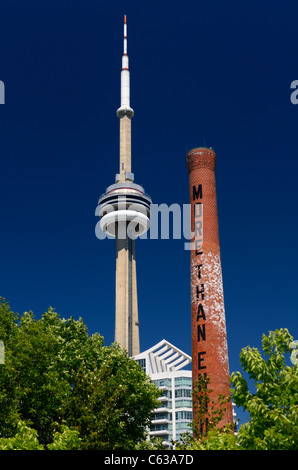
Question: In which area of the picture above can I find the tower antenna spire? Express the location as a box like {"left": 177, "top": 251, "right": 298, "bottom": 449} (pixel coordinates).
{"left": 123, "top": 15, "right": 127, "bottom": 56}
{"left": 117, "top": 14, "right": 134, "bottom": 118}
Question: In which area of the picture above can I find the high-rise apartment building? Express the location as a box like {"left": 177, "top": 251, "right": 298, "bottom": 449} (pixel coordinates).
{"left": 134, "top": 340, "right": 193, "bottom": 447}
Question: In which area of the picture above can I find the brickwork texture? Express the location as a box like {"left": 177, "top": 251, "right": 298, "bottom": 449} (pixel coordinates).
{"left": 186, "top": 147, "right": 233, "bottom": 430}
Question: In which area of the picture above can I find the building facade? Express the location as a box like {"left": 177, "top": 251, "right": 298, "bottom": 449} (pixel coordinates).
{"left": 134, "top": 339, "right": 193, "bottom": 447}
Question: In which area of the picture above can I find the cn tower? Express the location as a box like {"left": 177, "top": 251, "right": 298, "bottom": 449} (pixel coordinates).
{"left": 98, "top": 16, "right": 151, "bottom": 356}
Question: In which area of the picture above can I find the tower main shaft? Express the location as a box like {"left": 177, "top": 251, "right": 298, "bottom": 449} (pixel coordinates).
{"left": 119, "top": 115, "right": 132, "bottom": 178}
{"left": 115, "top": 236, "right": 139, "bottom": 356}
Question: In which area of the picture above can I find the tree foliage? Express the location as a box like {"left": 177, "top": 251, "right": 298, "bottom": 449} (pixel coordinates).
{"left": 0, "top": 420, "right": 44, "bottom": 450}
{"left": 231, "top": 328, "right": 298, "bottom": 450}
{"left": 0, "top": 421, "right": 81, "bottom": 450}
{"left": 1, "top": 296, "right": 296, "bottom": 451}
{"left": 0, "top": 297, "right": 161, "bottom": 449}
{"left": 176, "top": 328, "right": 297, "bottom": 451}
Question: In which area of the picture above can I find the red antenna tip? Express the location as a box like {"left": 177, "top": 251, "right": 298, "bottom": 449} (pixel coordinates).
{"left": 124, "top": 15, "right": 127, "bottom": 23}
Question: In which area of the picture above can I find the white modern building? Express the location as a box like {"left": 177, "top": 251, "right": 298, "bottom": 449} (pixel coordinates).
{"left": 134, "top": 339, "right": 193, "bottom": 447}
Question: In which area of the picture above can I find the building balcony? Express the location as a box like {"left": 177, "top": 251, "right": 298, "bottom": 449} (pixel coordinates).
{"left": 151, "top": 418, "right": 170, "bottom": 425}
{"left": 149, "top": 429, "right": 170, "bottom": 436}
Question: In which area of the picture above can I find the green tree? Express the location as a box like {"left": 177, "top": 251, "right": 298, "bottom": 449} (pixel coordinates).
{"left": 68, "top": 343, "right": 161, "bottom": 449}
{"left": 0, "top": 297, "right": 20, "bottom": 434}
{"left": 47, "top": 425, "right": 82, "bottom": 450}
{"left": 0, "top": 421, "right": 82, "bottom": 450}
{"left": 0, "top": 420, "right": 44, "bottom": 450}
{"left": 0, "top": 298, "right": 161, "bottom": 449}
{"left": 175, "top": 425, "right": 238, "bottom": 450}
{"left": 231, "top": 328, "right": 298, "bottom": 450}
{"left": 134, "top": 437, "right": 165, "bottom": 450}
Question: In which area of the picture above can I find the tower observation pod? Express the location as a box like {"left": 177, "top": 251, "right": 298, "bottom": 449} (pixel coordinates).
{"left": 97, "top": 16, "right": 151, "bottom": 357}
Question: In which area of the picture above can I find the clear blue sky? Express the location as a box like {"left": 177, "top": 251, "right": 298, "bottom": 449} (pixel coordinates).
{"left": 0, "top": 0, "right": 297, "bottom": 426}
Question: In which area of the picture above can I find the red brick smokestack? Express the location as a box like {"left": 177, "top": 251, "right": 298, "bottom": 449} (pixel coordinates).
{"left": 186, "top": 147, "right": 233, "bottom": 431}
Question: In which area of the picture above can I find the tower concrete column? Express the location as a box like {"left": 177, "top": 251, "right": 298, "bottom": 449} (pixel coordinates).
{"left": 119, "top": 115, "right": 132, "bottom": 180}
{"left": 186, "top": 147, "right": 233, "bottom": 430}
{"left": 115, "top": 235, "right": 139, "bottom": 356}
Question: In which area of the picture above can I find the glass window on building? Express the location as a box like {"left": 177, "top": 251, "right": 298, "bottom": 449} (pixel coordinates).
{"left": 175, "top": 422, "right": 192, "bottom": 433}
{"left": 152, "top": 412, "right": 171, "bottom": 421}
{"left": 175, "top": 388, "right": 192, "bottom": 398}
{"left": 175, "top": 411, "right": 193, "bottom": 421}
{"left": 153, "top": 378, "right": 172, "bottom": 388}
{"left": 175, "top": 399, "right": 192, "bottom": 409}
{"left": 136, "top": 358, "right": 146, "bottom": 373}
{"left": 158, "top": 401, "right": 172, "bottom": 409}
{"left": 174, "top": 377, "right": 192, "bottom": 387}
{"left": 150, "top": 423, "right": 171, "bottom": 432}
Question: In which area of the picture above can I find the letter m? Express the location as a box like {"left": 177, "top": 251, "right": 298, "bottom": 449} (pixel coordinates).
{"left": 193, "top": 184, "right": 202, "bottom": 200}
